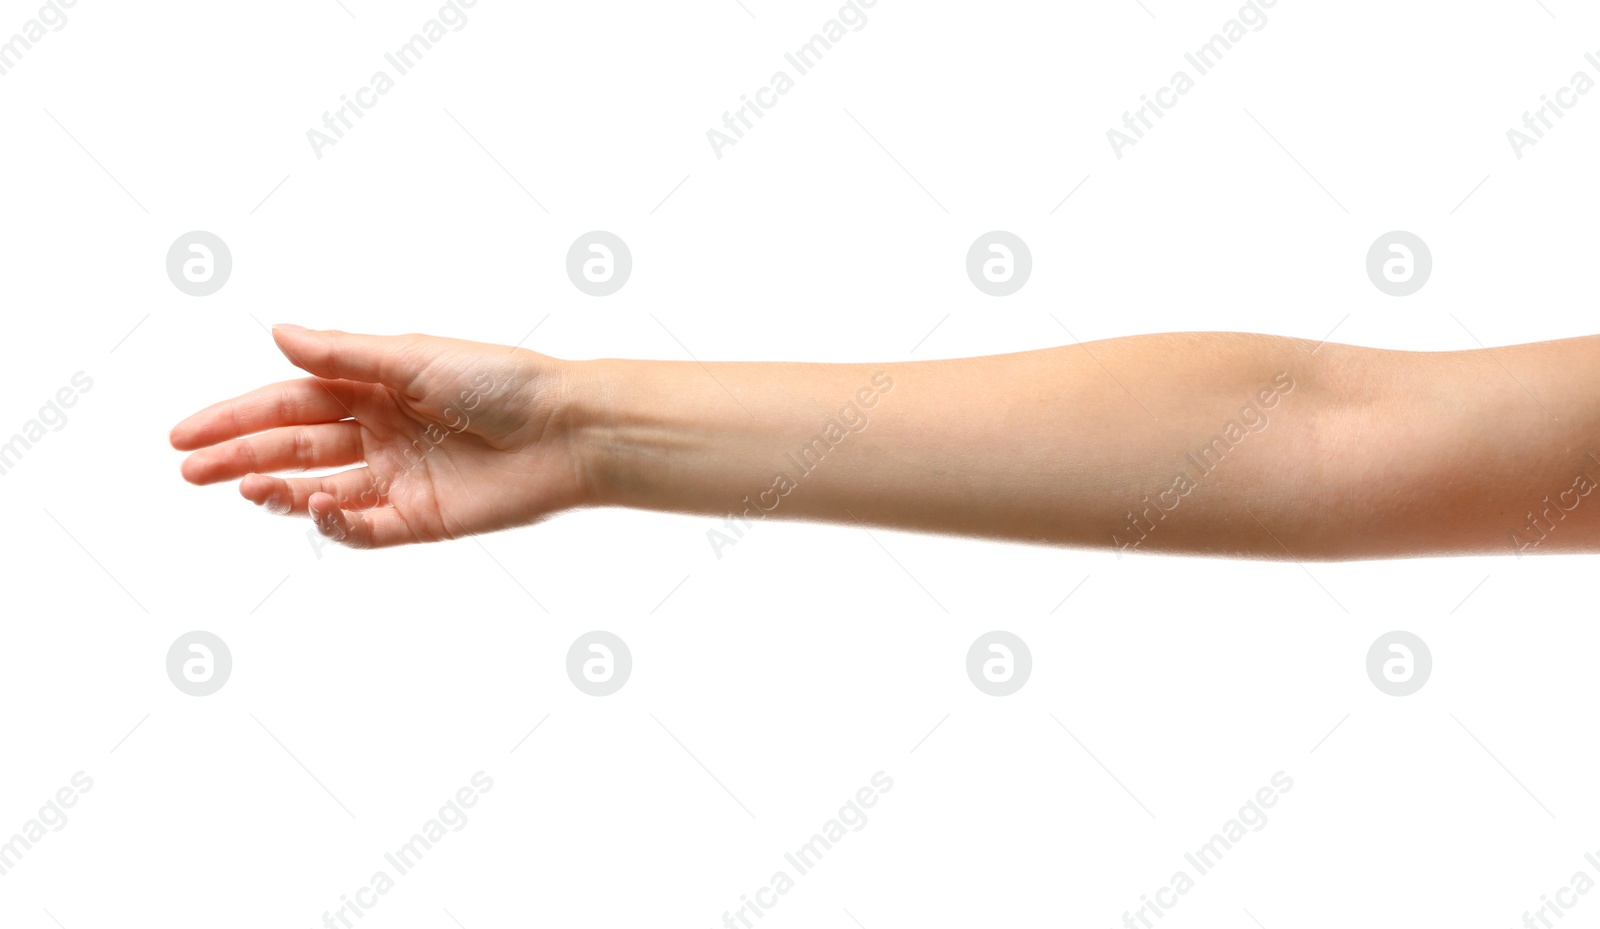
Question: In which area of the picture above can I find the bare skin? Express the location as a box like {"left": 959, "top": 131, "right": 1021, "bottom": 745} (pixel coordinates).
{"left": 168, "top": 325, "right": 1600, "bottom": 560}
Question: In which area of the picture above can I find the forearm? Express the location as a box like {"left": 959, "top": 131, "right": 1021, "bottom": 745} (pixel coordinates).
{"left": 562, "top": 332, "right": 1600, "bottom": 560}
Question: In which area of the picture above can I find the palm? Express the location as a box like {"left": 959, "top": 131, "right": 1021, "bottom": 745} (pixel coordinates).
{"left": 345, "top": 377, "right": 574, "bottom": 542}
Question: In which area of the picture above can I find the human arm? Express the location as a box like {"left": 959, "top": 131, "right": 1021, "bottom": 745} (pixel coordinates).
{"left": 169, "top": 326, "right": 1600, "bottom": 559}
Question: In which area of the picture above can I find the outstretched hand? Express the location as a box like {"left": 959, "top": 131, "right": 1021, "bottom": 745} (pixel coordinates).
{"left": 170, "top": 326, "right": 589, "bottom": 549}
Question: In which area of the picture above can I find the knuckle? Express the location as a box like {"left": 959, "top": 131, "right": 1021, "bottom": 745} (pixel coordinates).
{"left": 292, "top": 427, "right": 316, "bottom": 469}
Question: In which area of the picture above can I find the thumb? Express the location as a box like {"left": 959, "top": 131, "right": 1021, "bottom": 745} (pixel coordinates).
{"left": 271, "top": 325, "right": 429, "bottom": 394}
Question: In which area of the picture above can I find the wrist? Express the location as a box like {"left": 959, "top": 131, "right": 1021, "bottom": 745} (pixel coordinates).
{"left": 548, "top": 356, "right": 634, "bottom": 510}
{"left": 553, "top": 355, "right": 758, "bottom": 515}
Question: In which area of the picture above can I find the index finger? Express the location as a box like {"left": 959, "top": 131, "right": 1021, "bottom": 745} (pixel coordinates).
{"left": 169, "top": 377, "right": 363, "bottom": 451}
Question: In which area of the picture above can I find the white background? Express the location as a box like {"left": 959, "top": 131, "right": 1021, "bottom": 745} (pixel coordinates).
{"left": 2, "top": 1, "right": 1598, "bottom": 927}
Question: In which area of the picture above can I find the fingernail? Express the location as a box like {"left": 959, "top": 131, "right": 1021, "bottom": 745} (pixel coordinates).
{"left": 272, "top": 323, "right": 308, "bottom": 332}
